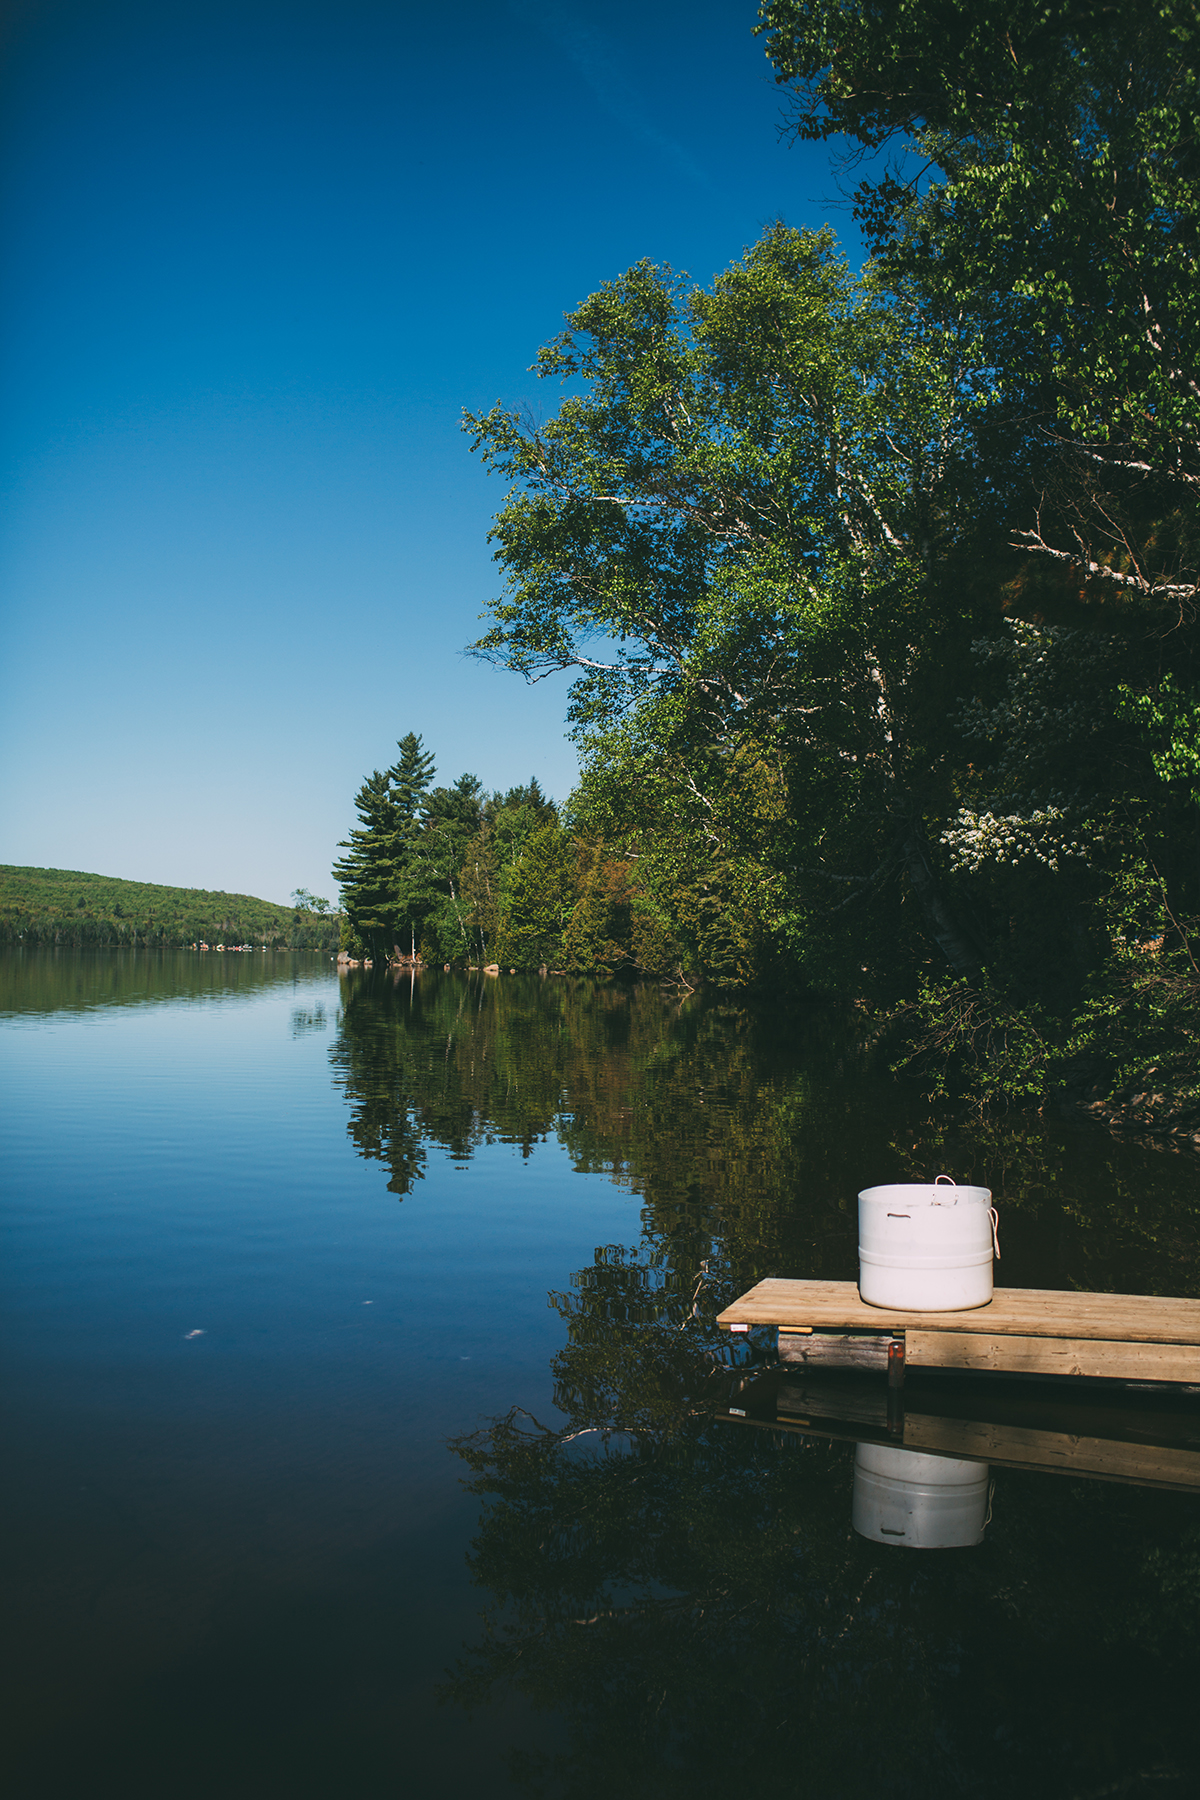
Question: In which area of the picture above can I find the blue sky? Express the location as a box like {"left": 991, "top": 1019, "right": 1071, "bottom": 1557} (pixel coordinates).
{"left": 0, "top": 0, "right": 854, "bottom": 905}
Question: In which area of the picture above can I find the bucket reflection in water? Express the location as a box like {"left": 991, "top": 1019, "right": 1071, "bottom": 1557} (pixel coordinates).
{"left": 852, "top": 1443, "right": 992, "bottom": 1548}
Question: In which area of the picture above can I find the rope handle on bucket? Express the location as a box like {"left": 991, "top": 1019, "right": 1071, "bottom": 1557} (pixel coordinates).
{"left": 931, "top": 1175, "right": 1001, "bottom": 1257}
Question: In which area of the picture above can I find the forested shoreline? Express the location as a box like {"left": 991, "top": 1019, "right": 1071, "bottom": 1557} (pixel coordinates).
{"left": 17, "top": 5, "right": 1189, "bottom": 1146}
{"left": 338, "top": 3, "right": 1198, "bottom": 1143}
{"left": 0, "top": 866, "right": 340, "bottom": 952}
{"left": 333, "top": 735, "right": 674, "bottom": 977}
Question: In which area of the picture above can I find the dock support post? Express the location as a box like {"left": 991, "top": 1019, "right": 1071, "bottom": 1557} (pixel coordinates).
{"left": 887, "top": 1336, "right": 906, "bottom": 1436}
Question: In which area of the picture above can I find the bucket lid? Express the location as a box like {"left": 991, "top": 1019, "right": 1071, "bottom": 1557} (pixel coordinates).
{"left": 859, "top": 1177, "right": 992, "bottom": 1206}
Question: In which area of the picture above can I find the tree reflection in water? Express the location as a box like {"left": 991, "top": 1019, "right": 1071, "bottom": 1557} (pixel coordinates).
{"left": 328, "top": 970, "right": 1200, "bottom": 1796}
{"left": 330, "top": 969, "right": 1200, "bottom": 1297}
{"left": 447, "top": 1284, "right": 1200, "bottom": 1799}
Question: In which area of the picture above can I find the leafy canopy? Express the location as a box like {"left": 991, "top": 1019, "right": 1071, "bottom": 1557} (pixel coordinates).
{"left": 467, "top": 223, "right": 990, "bottom": 740}
{"left": 757, "top": 0, "right": 1200, "bottom": 615}
{"left": 467, "top": 224, "right": 999, "bottom": 980}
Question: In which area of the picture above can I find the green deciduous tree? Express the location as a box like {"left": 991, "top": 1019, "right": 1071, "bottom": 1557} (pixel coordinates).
{"left": 417, "top": 773, "right": 485, "bottom": 962}
{"left": 749, "top": 3, "right": 1200, "bottom": 1108}
{"left": 495, "top": 821, "right": 577, "bottom": 969}
{"left": 758, "top": 0, "right": 1200, "bottom": 619}
{"left": 467, "top": 224, "right": 996, "bottom": 984}
{"left": 291, "top": 888, "right": 333, "bottom": 916}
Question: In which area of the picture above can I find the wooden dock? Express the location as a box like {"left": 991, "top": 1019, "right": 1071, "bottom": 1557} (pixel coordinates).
{"left": 716, "top": 1280, "right": 1200, "bottom": 1385}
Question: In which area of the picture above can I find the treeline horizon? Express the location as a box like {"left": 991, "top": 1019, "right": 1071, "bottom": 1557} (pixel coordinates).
{"left": 0, "top": 865, "right": 340, "bottom": 952}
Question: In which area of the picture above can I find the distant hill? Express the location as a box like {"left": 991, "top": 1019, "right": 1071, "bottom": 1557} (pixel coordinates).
{"left": 0, "top": 865, "right": 340, "bottom": 951}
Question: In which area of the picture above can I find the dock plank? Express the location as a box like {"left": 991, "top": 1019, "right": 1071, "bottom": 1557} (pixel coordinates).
{"left": 906, "top": 1330, "right": 1200, "bottom": 1383}
{"left": 717, "top": 1279, "right": 1200, "bottom": 1344}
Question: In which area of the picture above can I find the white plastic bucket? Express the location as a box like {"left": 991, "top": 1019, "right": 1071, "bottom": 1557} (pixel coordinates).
{"left": 852, "top": 1442, "right": 991, "bottom": 1548}
{"left": 858, "top": 1176, "right": 998, "bottom": 1311}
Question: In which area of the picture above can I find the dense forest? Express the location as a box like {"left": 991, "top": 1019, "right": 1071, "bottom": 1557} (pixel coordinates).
{"left": 0, "top": 866, "right": 340, "bottom": 952}
{"left": 337, "top": 0, "right": 1199, "bottom": 1136}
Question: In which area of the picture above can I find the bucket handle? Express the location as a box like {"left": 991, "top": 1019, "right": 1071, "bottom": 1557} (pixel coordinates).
{"left": 933, "top": 1173, "right": 957, "bottom": 1205}
{"left": 989, "top": 1207, "right": 1001, "bottom": 1261}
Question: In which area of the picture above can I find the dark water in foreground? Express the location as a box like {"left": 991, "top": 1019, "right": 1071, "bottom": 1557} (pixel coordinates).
{"left": 2, "top": 951, "right": 1198, "bottom": 1799}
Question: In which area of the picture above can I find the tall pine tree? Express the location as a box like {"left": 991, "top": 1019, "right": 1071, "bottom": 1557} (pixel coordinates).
{"left": 333, "top": 733, "right": 435, "bottom": 960}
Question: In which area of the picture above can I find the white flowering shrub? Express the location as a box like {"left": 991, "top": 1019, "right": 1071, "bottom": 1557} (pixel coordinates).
{"left": 941, "top": 805, "right": 1089, "bottom": 874}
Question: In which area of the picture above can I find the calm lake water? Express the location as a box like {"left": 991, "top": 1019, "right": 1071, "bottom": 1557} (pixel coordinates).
{"left": 2, "top": 950, "right": 1198, "bottom": 1798}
